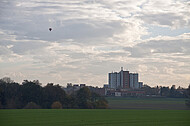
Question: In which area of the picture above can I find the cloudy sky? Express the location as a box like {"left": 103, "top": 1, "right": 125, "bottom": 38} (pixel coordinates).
{"left": 0, "top": 0, "right": 190, "bottom": 87}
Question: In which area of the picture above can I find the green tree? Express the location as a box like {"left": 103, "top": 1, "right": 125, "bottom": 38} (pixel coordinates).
{"left": 185, "top": 85, "right": 190, "bottom": 108}
{"left": 76, "top": 87, "right": 108, "bottom": 109}
{"left": 0, "top": 77, "right": 13, "bottom": 83}
{"left": 76, "top": 87, "right": 92, "bottom": 109}
{"left": 0, "top": 80, "right": 21, "bottom": 109}
{"left": 20, "top": 80, "right": 43, "bottom": 107}
{"left": 0, "top": 80, "right": 6, "bottom": 108}
{"left": 91, "top": 92, "right": 108, "bottom": 109}
{"left": 0, "top": 78, "right": 108, "bottom": 109}
{"left": 64, "top": 94, "right": 77, "bottom": 109}
{"left": 42, "top": 83, "right": 67, "bottom": 108}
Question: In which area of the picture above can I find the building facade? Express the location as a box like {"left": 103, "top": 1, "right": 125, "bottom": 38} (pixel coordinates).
{"left": 129, "top": 73, "right": 134, "bottom": 88}
{"left": 108, "top": 68, "right": 142, "bottom": 89}
{"left": 109, "top": 72, "right": 117, "bottom": 88}
{"left": 133, "top": 73, "right": 139, "bottom": 89}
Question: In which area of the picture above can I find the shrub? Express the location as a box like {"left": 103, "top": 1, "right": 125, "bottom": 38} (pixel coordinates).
{"left": 24, "top": 102, "right": 41, "bottom": 109}
{"left": 51, "top": 101, "right": 62, "bottom": 109}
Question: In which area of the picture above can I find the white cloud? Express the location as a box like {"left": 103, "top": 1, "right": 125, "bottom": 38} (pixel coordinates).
{"left": 139, "top": 0, "right": 190, "bottom": 29}
{"left": 124, "top": 33, "right": 190, "bottom": 57}
{"left": 0, "top": 0, "right": 190, "bottom": 87}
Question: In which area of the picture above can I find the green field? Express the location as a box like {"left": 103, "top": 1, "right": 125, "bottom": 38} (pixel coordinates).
{"left": 0, "top": 109, "right": 190, "bottom": 126}
{"left": 106, "top": 97, "right": 189, "bottom": 109}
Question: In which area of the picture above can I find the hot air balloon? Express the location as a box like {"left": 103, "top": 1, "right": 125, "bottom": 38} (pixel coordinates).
{"left": 49, "top": 28, "right": 52, "bottom": 31}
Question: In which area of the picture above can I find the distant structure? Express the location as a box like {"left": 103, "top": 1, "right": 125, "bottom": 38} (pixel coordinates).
{"left": 108, "top": 67, "right": 143, "bottom": 89}
{"left": 64, "top": 83, "right": 105, "bottom": 96}
{"left": 64, "top": 68, "right": 144, "bottom": 97}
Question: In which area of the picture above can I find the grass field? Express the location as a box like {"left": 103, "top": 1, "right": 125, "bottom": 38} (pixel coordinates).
{"left": 0, "top": 109, "right": 190, "bottom": 126}
{"left": 106, "top": 97, "right": 189, "bottom": 110}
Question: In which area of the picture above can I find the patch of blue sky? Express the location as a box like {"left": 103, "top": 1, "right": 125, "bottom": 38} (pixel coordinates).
{"left": 141, "top": 24, "right": 190, "bottom": 40}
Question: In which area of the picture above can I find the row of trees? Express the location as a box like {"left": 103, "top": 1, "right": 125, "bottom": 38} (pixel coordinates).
{"left": 0, "top": 78, "right": 108, "bottom": 109}
{"left": 142, "top": 85, "right": 188, "bottom": 98}
{"left": 186, "top": 85, "right": 190, "bottom": 108}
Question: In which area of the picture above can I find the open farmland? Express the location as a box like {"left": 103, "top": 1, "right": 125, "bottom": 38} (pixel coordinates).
{"left": 0, "top": 109, "right": 190, "bottom": 126}
{"left": 106, "top": 97, "right": 189, "bottom": 110}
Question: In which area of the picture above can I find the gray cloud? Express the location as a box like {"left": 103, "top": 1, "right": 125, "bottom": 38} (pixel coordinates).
{"left": 0, "top": 40, "right": 49, "bottom": 55}
{"left": 139, "top": 13, "right": 189, "bottom": 28}
{"left": 0, "top": 46, "right": 12, "bottom": 55}
{"left": 124, "top": 38, "right": 190, "bottom": 58}
{"left": 0, "top": 0, "right": 190, "bottom": 87}
{"left": 139, "top": 0, "right": 190, "bottom": 28}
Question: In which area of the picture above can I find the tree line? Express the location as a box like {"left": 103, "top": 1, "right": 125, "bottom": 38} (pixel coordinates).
{"left": 186, "top": 85, "right": 190, "bottom": 108}
{"left": 0, "top": 77, "right": 108, "bottom": 109}
{"left": 142, "top": 84, "right": 188, "bottom": 98}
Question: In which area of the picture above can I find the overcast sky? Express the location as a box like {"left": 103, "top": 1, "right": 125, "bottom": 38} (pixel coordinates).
{"left": 0, "top": 0, "right": 190, "bottom": 87}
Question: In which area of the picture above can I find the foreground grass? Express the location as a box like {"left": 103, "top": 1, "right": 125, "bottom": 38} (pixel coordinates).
{"left": 0, "top": 109, "right": 190, "bottom": 126}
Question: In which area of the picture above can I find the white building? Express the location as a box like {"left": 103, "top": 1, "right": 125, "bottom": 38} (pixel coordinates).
{"left": 115, "top": 92, "right": 121, "bottom": 96}
{"left": 129, "top": 73, "right": 134, "bottom": 88}
{"left": 108, "top": 68, "right": 142, "bottom": 89}
{"left": 116, "top": 73, "right": 121, "bottom": 88}
{"left": 133, "top": 73, "right": 139, "bottom": 89}
{"left": 109, "top": 72, "right": 117, "bottom": 88}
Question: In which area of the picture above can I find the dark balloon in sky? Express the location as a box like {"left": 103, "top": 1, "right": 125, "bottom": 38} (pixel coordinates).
{"left": 49, "top": 28, "right": 52, "bottom": 31}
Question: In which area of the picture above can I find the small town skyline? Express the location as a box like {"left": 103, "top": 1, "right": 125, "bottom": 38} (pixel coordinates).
{"left": 1, "top": 66, "right": 189, "bottom": 89}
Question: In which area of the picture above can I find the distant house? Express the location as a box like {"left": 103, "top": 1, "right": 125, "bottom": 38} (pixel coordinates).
{"left": 105, "top": 88, "right": 145, "bottom": 97}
